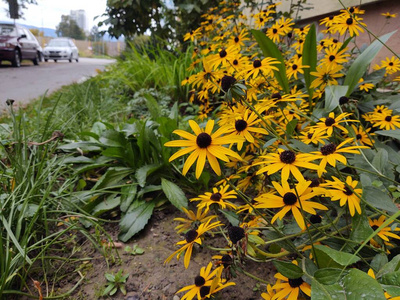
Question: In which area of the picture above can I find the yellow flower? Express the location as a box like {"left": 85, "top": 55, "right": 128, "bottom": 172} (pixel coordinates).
{"left": 310, "top": 64, "right": 344, "bottom": 90}
{"left": 165, "top": 120, "right": 244, "bottom": 178}
{"left": 184, "top": 28, "right": 202, "bottom": 42}
{"left": 272, "top": 271, "right": 311, "bottom": 299}
{"left": 369, "top": 215, "right": 400, "bottom": 246}
{"left": 350, "top": 124, "right": 375, "bottom": 147}
{"left": 254, "top": 180, "right": 328, "bottom": 230}
{"left": 255, "top": 148, "right": 320, "bottom": 182}
{"left": 164, "top": 219, "right": 222, "bottom": 268}
{"left": 324, "top": 176, "right": 362, "bottom": 216}
{"left": 380, "top": 56, "right": 400, "bottom": 74}
{"left": 372, "top": 114, "right": 400, "bottom": 130}
{"left": 240, "top": 57, "right": 280, "bottom": 80}
{"left": 173, "top": 207, "right": 216, "bottom": 234}
{"left": 321, "top": 46, "right": 350, "bottom": 68}
{"left": 191, "top": 185, "right": 237, "bottom": 210}
{"left": 381, "top": 12, "right": 397, "bottom": 19}
{"left": 330, "top": 14, "right": 366, "bottom": 37}
{"left": 313, "top": 112, "right": 357, "bottom": 137}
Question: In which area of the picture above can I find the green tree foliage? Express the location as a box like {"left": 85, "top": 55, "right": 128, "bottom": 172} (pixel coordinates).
{"left": 56, "top": 15, "right": 86, "bottom": 40}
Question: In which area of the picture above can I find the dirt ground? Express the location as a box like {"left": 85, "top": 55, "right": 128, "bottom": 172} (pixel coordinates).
{"left": 61, "top": 206, "right": 276, "bottom": 300}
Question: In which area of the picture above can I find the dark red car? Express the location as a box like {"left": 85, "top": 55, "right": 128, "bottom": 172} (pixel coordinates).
{"left": 0, "top": 23, "right": 42, "bottom": 67}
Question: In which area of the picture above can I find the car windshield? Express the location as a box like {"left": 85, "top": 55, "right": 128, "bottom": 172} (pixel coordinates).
{"left": 0, "top": 24, "right": 17, "bottom": 36}
{"left": 48, "top": 40, "right": 70, "bottom": 47}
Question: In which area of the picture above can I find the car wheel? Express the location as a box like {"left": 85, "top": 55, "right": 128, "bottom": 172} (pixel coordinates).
{"left": 11, "top": 49, "right": 21, "bottom": 68}
{"left": 69, "top": 55, "right": 72, "bottom": 63}
{"left": 33, "top": 51, "right": 40, "bottom": 65}
{"left": 76, "top": 57, "right": 79, "bottom": 63}
{"left": 44, "top": 59, "right": 48, "bottom": 62}
{"left": 54, "top": 60, "right": 57, "bottom": 62}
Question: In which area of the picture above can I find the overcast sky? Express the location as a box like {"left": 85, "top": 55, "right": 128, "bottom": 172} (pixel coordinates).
{"left": 0, "top": 0, "right": 107, "bottom": 31}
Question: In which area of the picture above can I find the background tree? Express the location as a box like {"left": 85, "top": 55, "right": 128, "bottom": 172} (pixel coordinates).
{"left": 88, "top": 26, "right": 103, "bottom": 42}
{"left": 2, "top": 0, "right": 37, "bottom": 19}
{"left": 56, "top": 15, "right": 86, "bottom": 40}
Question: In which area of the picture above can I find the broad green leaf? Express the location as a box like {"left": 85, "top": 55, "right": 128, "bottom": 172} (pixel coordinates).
{"left": 314, "top": 245, "right": 360, "bottom": 267}
{"left": 99, "top": 130, "right": 126, "bottom": 147}
{"left": 324, "top": 85, "right": 349, "bottom": 112}
{"left": 376, "top": 255, "right": 400, "bottom": 278}
{"left": 302, "top": 24, "right": 317, "bottom": 98}
{"left": 92, "top": 167, "right": 133, "bottom": 191}
{"left": 344, "top": 31, "right": 396, "bottom": 96}
{"left": 272, "top": 261, "right": 303, "bottom": 279}
{"left": 219, "top": 209, "right": 240, "bottom": 226}
{"left": 285, "top": 119, "right": 298, "bottom": 137}
{"left": 375, "top": 130, "right": 400, "bottom": 140}
{"left": 101, "top": 147, "right": 125, "bottom": 158}
{"left": 381, "top": 270, "right": 400, "bottom": 286}
{"left": 311, "top": 279, "right": 346, "bottom": 300}
{"left": 92, "top": 196, "right": 121, "bottom": 216}
{"left": 62, "top": 156, "right": 94, "bottom": 164}
{"left": 342, "top": 269, "right": 385, "bottom": 299}
{"left": 364, "top": 186, "right": 398, "bottom": 214}
{"left": 314, "top": 268, "right": 347, "bottom": 285}
{"left": 382, "top": 285, "right": 400, "bottom": 297}
{"left": 136, "top": 164, "right": 162, "bottom": 187}
{"left": 372, "top": 148, "right": 388, "bottom": 173}
{"left": 161, "top": 178, "right": 188, "bottom": 211}
{"left": 371, "top": 253, "right": 389, "bottom": 273}
{"left": 119, "top": 200, "right": 155, "bottom": 242}
{"left": 251, "top": 29, "right": 289, "bottom": 93}
{"left": 58, "top": 141, "right": 102, "bottom": 152}
{"left": 350, "top": 211, "right": 374, "bottom": 243}
{"left": 120, "top": 185, "right": 137, "bottom": 213}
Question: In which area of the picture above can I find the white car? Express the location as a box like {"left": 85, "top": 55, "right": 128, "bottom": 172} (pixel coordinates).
{"left": 43, "top": 38, "right": 79, "bottom": 63}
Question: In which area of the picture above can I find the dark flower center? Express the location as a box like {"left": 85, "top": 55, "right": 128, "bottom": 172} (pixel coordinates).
{"left": 288, "top": 277, "right": 304, "bottom": 288}
{"left": 333, "top": 39, "right": 338, "bottom": 43}
{"left": 219, "top": 49, "right": 227, "bottom": 58}
{"left": 325, "top": 117, "right": 336, "bottom": 126}
{"left": 228, "top": 226, "right": 245, "bottom": 244}
{"left": 233, "top": 59, "right": 238, "bottom": 65}
{"left": 210, "top": 192, "right": 222, "bottom": 201}
{"left": 221, "top": 254, "right": 232, "bottom": 267}
{"left": 329, "top": 55, "right": 336, "bottom": 62}
{"left": 344, "top": 186, "right": 353, "bottom": 195}
{"left": 196, "top": 132, "right": 212, "bottom": 148}
{"left": 279, "top": 150, "right": 296, "bottom": 164}
{"left": 307, "top": 133, "right": 313, "bottom": 139}
{"left": 292, "top": 64, "right": 298, "bottom": 70}
{"left": 320, "top": 41, "right": 325, "bottom": 46}
{"left": 371, "top": 225, "right": 379, "bottom": 231}
{"left": 253, "top": 59, "right": 262, "bottom": 68}
{"left": 356, "top": 134, "right": 362, "bottom": 140}
{"left": 339, "top": 96, "right": 349, "bottom": 105}
{"left": 385, "top": 116, "right": 392, "bottom": 122}
{"left": 287, "top": 32, "right": 293, "bottom": 38}
{"left": 195, "top": 275, "right": 206, "bottom": 287}
{"left": 309, "top": 178, "right": 320, "bottom": 188}
{"left": 310, "top": 214, "right": 322, "bottom": 224}
{"left": 234, "top": 36, "right": 239, "bottom": 43}
{"left": 329, "top": 15, "right": 334, "bottom": 20}
{"left": 185, "top": 229, "right": 198, "bottom": 243}
{"left": 221, "top": 75, "right": 236, "bottom": 92}
{"left": 320, "top": 143, "right": 337, "bottom": 155}
{"left": 235, "top": 119, "right": 248, "bottom": 132}
{"left": 389, "top": 62, "right": 394, "bottom": 66}
{"left": 299, "top": 39, "right": 304, "bottom": 44}
{"left": 273, "top": 28, "right": 278, "bottom": 34}
{"left": 200, "top": 286, "right": 211, "bottom": 297}
{"left": 283, "top": 192, "right": 297, "bottom": 205}
{"left": 272, "top": 92, "right": 282, "bottom": 100}
{"left": 349, "top": 7, "right": 355, "bottom": 13}
{"left": 346, "top": 17, "right": 353, "bottom": 25}
{"left": 259, "top": 17, "right": 264, "bottom": 22}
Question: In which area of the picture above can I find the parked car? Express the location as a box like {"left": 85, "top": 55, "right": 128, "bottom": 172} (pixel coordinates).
{"left": 43, "top": 38, "right": 79, "bottom": 63}
{"left": 0, "top": 22, "right": 42, "bottom": 67}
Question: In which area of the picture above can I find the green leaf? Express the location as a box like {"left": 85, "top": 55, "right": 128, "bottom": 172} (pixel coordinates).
{"left": 92, "top": 196, "right": 121, "bottom": 216}
{"left": 342, "top": 269, "right": 385, "bottom": 299}
{"left": 144, "top": 93, "right": 163, "bottom": 120}
{"left": 119, "top": 200, "right": 155, "bottom": 242}
{"left": 376, "top": 255, "right": 400, "bottom": 278}
{"left": 272, "top": 261, "right": 303, "bottom": 279}
{"left": 92, "top": 167, "right": 133, "bottom": 191}
{"left": 311, "top": 279, "right": 346, "bottom": 300}
{"left": 285, "top": 119, "right": 298, "bottom": 137}
{"left": 251, "top": 29, "right": 289, "bottom": 93}
{"left": 324, "top": 85, "right": 349, "bottom": 112}
{"left": 371, "top": 253, "right": 388, "bottom": 273}
{"left": 99, "top": 130, "right": 126, "bottom": 147}
{"left": 350, "top": 211, "right": 374, "bottom": 243}
{"left": 58, "top": 141, "right": 102, "bottom": 152}
{"left": 344, "top": 31, "right": 396, "bottom": 96}
{"left": 302, "top": 24, "right": 317, "bottom": 98}
{"left": 381, "top": 270, "right": 400, "bottom": 286}
{"left": 120, "top": 185, "right": 137, "bottom": 213}
{"left": 62, "top": 156, "right": 94, "bottom": 164}
{"left": 105, "top": 273, "right": 115, "bottom": 282}
{"left": 372, "top": 148, "right": 389, "bottom": 174}
{"left": 314, "top": 268, "right": 346, "bottom": 285}
{"left": 314, "top": 245, "right": 360, "bottom": 267}
{"left": 101, "top": 147, "right": 125, "bottom": 158}
{"left": 136, "top": 164, "right": 162, "bottom": 187}
{"left": 382, "top": 285, "right": 400, "bottom": 297}
{"left": 161, "top": 178, "right": 188, "bottom": 211}
{"left": 375, "top": 130, "right": 400, "bottom": 140}
{"left": 219, "top": 209, "right": 240, "bottom": 226}
{"left": 364, "top": 186, "right": 398, "bottom": 214}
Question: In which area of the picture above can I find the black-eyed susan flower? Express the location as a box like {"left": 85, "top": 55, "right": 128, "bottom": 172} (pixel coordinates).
{"left": 380, "top": 56, "right": 400, "bottom": 75}
{"left": 324, "top": 176, "right": 362, "bottom": 216}
{"left": 372, "top": 114, "right": 400, "bottom": 130}
{"left": 369, "top": 215, "right": 400, "bottom": 247}
{"left": 229, "top": 28, "right": 250, "bottom": 49}
{"left": 272, "top": 271, "right": 311, "bottom": 299}
{"left": 184, "top": 28, "right": 202, "bottom": 42}
{"left": 312, "top": 138, "right": 368, "bottom": 176}
{"left": 381, "top": 12, "right": 397, "bottom": 19}
{"left": 321, "top": 46, "right": 350, "bottom": 68}
{"left": 241, "top": 57, "right": 280, "bottom": 80}
{"left": 310, "top": 64, "right": 344, "bottom": 90}
{"left": 330, "top": 14, "right": 366, "bottom": 36}
{"left": 350, "top": 124, "right": 374, "bottom": 147}
{"left": 209, "top": 45, "right": 239, "bottom": 69}
{"left": 313, "top": 112, "right": 357, "bottom": 137}
{"left": 165, "top": 219, "right": 222, "bottom": 268}
{"left": 261, "top": 282, "right": 279, "bottom": 300}
{"left": 165, "top": 120, "right": 244, "bottom": 179}
{"left": 191, "top": 185, "right": 237, "bottom": 210}
{"left": 299, "top": 129, "right": 329, "bottom": 145}
{"left": 358, "top": 78, "right": 375, "bottom": 92}
{"left": 286, "top": 57, "right": 308, "bottom": 80}
{"left": 254, "top": 148, "right": 320, "bottom": 182}
{"left": 174, "top": 207, "right": 216, "bottom": 234}
{"left": 175, "top": 262, "right": 230, "bottom": 300}
{"left": 254, "top": 180, "right": 328, "bottom": 230}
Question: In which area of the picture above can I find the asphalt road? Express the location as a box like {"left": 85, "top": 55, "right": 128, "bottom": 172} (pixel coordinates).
{"left": 0, "top": 57, "right": 115, "bottom": 111}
